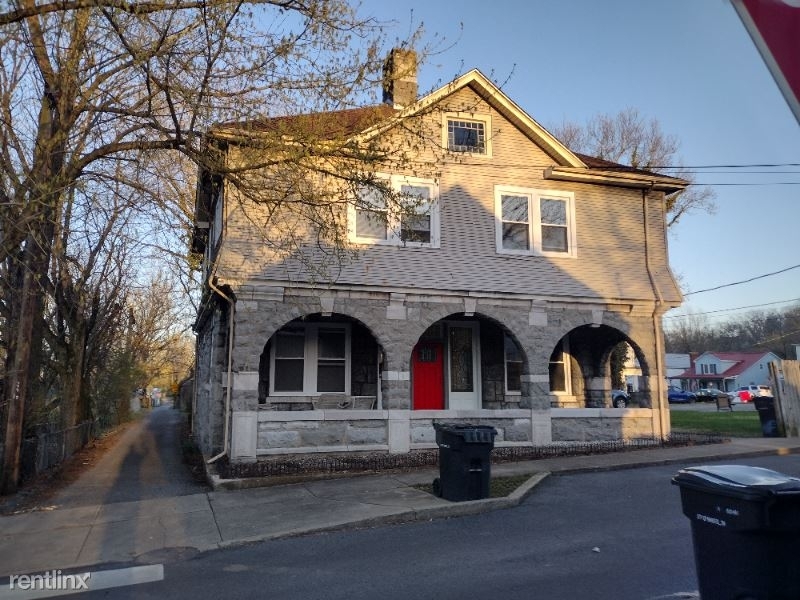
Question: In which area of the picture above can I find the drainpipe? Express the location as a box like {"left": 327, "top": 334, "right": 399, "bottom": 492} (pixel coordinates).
{"left": 206, "top": 277, "right": 234, "bottom": 464}
{"left": 642, "top": 187, "right": 668, "bottom": 440}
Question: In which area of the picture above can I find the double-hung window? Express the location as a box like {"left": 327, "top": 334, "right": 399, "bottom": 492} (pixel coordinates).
{"left": 549, "top": 339, "right": 571, "bottom": 394}
{"left": 349, "top": 175, "right": 439, "bottom": 247}
{"left": 353, "top": 186, "right": 388, "bottom": 242}
{"left": 495, "top": 186, "right": 576, "bottom": 257}
{"left": 504, "top": 334, "right": 523, "bottom": 394}
{"left": 269, "top": 323, "right": 351, "bottom": 396}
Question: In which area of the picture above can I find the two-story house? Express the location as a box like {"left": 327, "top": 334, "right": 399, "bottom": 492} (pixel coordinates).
{"left": 679, "top": 351, "right": 781, "bottom": 392}
{"left": 191, "top": 50, "right": 687, "bottom": 463}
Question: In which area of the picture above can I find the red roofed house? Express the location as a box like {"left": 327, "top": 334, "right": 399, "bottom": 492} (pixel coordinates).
{"left": 678, "top": 351, "right": 781, "bottom": 393}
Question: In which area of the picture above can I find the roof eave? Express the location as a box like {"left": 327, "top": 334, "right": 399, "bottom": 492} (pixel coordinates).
{"left": 544, "top": 166, "right": 689, "bottom": 194}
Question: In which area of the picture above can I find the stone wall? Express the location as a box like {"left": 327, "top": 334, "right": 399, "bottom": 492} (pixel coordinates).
{"left": 551, "top": 408, "right": 657, "bottom": 441}
{"left": 224, "top": 407, "right": 658, "bottom": 461}
{"left": 228, "top": 286, "right": 663, "bottom": 413}
{"left": 232, "top": 408, "right": 553, "bottom": 458}
{"left": 197, "top": 285, "right": 670, "bottom": 457}
{"left": 193, "top": 305, "right": 228, "bottom": 456}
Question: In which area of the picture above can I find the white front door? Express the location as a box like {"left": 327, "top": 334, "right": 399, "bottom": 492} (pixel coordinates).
{"left": 446, "top": 323, "right": 480, "bottom": 410}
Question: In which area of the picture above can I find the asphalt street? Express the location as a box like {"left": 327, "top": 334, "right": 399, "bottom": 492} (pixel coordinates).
{"left": 70, "top": 452, "right": 800, "bottom": 600}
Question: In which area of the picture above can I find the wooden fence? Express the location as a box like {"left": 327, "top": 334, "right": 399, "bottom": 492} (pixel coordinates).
{"left": 771, "top": 360, "right": 800, "bottom": 437}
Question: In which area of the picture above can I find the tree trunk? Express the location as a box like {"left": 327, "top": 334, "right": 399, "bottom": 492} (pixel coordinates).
{"left": 1, "top": 246, "right": 44, "bottom": 494}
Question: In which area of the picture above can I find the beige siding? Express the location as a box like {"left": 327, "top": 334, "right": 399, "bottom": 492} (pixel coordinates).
{"left": 214, "top": 87, "right": 680, "bottom": 304}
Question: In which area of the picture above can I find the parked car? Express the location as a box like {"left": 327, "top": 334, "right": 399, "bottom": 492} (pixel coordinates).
{"left": 696, "top": 388, "right": 733, "bottom": 402}
{"left": 668, "top": 386, "right": 697, "bottom": 403}
{"left": 735, "top": 385, "right": 772, "bottom": 402}
{"left": 612, "top": 389, "right": 630, "bottom": 408}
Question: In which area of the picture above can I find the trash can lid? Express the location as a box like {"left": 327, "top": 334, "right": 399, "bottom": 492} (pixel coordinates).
{"left": 433, "top": 423, "right": 497, "bottom": 443}
{"left": 672, "top": 465, "right": 800, "bottom": 499}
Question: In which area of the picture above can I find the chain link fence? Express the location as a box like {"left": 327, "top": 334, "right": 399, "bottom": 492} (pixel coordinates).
{"left": 20, "top": 420, "right": 95, "bottom": 480}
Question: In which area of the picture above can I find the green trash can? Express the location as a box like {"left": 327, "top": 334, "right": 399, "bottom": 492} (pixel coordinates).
{"left": 673, "top": 465, "right": 800, "bottom": 599}
{"left": 432, "top": 423, "right": 497, "bottom": 502}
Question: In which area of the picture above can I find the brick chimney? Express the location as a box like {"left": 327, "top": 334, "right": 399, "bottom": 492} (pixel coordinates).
{"left": 382, "top": 48, "right": 418, "bottom": 109}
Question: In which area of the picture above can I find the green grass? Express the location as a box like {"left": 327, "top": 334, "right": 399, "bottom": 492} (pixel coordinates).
{"left": 670, "top": 410, "right": 763, "bottom": 437}
{"left": 415, "top": 473, "right": 532, "bottom": 498}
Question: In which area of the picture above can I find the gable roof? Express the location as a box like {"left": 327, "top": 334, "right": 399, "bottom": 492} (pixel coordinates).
{"left": 208, "top": 68, "right": 688, "bottom": 193}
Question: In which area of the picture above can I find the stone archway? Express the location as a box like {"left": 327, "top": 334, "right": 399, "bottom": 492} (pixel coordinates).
{"left": 258, "top": 313, "right": 384, "bottom": 410}
{"left": 549, "top": 324, "right": 651, "bottom": 408}
{"left": 410, "top": 313, "right": 530, "bottom": 411}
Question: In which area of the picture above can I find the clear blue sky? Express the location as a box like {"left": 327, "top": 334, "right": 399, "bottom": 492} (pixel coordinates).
{"left": 359, "top": 0, "right": 800, "bottom": 329}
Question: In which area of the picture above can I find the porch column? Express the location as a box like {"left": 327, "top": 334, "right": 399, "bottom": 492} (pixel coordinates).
{"left": 585, "top": 376, "right": 611, "bottom": 408}
{"left": 381, "top": 370, "right": 411, "bottom": 409}
{"left": 522, "top": 375, "right": 551, "bottom": 410}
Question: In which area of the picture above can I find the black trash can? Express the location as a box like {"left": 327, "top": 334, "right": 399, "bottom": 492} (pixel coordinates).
{"left": 433, "top": 423, "right": 497, "bottom": 502}
{"left": 672, "top": 465, "right": 800, "bottom": 600}
{"left": 754, "top": 396, "right": 781, "bottom": 437}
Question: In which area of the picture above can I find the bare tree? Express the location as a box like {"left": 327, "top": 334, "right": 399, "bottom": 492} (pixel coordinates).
{"left": 551, "top": 107, "right": 716, "bottom": 227}
{"left": 664, "top": 303, "right": 800, "bottom": 357}
{"left": 0, "top": 0, "right": 425, "bottom": 493}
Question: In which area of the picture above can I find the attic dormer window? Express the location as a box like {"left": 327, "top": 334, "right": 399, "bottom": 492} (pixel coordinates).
{"left": 447, "top": 119, "right": 486, "bottom": 153}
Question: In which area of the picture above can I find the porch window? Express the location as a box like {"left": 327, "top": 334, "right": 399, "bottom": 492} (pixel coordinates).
{"left": 273, "top": 328, "right": 305, "bottom": 392}
{"left": 269, "top": 323, "right": 351, "bottom": 396}
{"left": 495, "top": 186, "right": 576, "bottom": 257}
{"left": 317, "top": 327, "right": 346, "bottom": 392}
{"left": 504, "top": 335, "right": 522, "bottom": 394}
{"left": 349, "top": 175, "right": 439, "bottom": 247}
{"left": 549, "top": 340, "right": 570, "bottom": 393}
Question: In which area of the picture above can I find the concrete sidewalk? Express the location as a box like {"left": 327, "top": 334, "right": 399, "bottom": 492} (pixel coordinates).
{"left": 2, "top": 436, "right": 800, "bottom": 577}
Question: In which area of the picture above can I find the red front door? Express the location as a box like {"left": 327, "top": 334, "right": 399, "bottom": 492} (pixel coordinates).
{"left": 412, "top": 341, "right": 444, "bottom": 410}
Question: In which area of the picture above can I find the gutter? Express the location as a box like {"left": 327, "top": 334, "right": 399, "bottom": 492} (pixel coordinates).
{"left": 642, "top": 188, "right": 669, "bottom": 440}
{"left": 206, "top": 276, "right": 234, "bottom": 465}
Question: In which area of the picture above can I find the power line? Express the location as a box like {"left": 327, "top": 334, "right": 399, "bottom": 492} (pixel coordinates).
{"left": 684, "top": 264, "right": 800, "bottom": 296}
{"left": 694, "top": 182, "right": 800, "bottom": 186}
{"left": 664, "top": 297, "right": 800, "bottom": 319}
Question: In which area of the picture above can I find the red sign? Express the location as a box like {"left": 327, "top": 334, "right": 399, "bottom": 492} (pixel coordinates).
{"left": 732, "top": 0, "right": 800, "bottom": 124}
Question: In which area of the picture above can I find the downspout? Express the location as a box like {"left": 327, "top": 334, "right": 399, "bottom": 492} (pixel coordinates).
{"left": 206, "top": 277, "right": 234, "bottom": 464}
{"left": 642, "top": 187, "right": 669, "bottom": 440}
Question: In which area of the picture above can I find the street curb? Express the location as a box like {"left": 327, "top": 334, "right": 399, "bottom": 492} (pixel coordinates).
{"left": 542, "top": 445, "right": 800, "bottom": 476}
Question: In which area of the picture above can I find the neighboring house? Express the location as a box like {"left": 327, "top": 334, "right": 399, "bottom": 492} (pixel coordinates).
{"left": 677, "top": 351, "right": 782, "bottom": 392}
{"left": 665, "top": 353, "right": 691, "bottom": 388}
{"left": 191, "top": 50, "right": 687, "bottom": 462}
{"left": 621, "top": 343, "right": 643, "bottom": 393}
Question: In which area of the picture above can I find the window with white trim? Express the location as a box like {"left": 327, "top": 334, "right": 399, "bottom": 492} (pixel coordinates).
{"left": 448, "top": 119, "right": 485, "bottom": 153}
{"left": 349, "top": 175, "right": 439, "bottom": 247}
{"left": 269, "top": 323, "right": 351, "bottom": 395}
{"left": 504, "top": 334, "right": 522, "bottom": 394}
{"left": 549, "top": 339, "right": 571, "bottom": 394}
{"left": 443, "top": 113, "right": 492, "bottom": 156}
{"left": 495, "top": 186, "right": 576, "bottom": 257}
